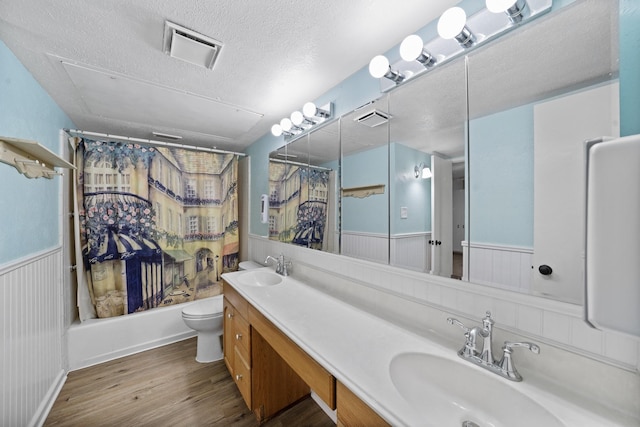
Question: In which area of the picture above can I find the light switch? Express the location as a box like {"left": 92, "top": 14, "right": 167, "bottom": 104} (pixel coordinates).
{"left": 400, "top": 207, "right": 408, "bottom": 219}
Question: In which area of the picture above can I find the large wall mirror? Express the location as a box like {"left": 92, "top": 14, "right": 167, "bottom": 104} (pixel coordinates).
{"left": 264, "top": 0, "right": 619, "bottom": 304}
{"left": 387, "top": 59, "right": 467, "bottom": 278}
{"left": 466, "top": 0, "right": 618, "bottom": 303}
{"left": 268, "top": 120, "right": 340, "bottom": 253}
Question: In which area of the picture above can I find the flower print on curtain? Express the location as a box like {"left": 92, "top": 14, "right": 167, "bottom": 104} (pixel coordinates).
{"left": 74, "top": 138, "right": 239, "bottom": 319}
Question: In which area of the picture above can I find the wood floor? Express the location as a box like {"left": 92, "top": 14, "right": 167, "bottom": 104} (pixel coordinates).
{"left": 45, "top": 338, "right": 335, "bottom": 427}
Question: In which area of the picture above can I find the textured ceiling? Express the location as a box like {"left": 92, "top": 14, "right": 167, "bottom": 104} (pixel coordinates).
{"left": 0, "top": 0, "right": 460, "bottom": 151}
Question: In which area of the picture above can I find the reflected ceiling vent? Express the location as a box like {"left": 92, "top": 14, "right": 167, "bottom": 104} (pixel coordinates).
{"left": 355, "top": 109, "right": 391, "bottom": 128}
{"left": 163, "top": 21, "right": 223, "bottom": 69}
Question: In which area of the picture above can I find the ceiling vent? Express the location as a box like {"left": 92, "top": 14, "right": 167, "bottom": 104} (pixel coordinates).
{"left": 355, "top": 109, "right": 391, "bottom": 128}
{"left": 163, "top": 21, "right": 222, "bottom": 70}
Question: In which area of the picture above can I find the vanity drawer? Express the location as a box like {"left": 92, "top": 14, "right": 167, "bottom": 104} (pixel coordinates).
{"left": 223, "top": 280, "right": 249, "bottom": 319}
{"left": 234, "top": 346, "right": 252, "bottom": 408}
{"left": 233, "top": 311, "right": 251, "bottom": 362}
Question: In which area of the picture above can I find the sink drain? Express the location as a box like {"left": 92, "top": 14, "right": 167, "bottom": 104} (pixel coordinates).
{"left": 462, "top": 422, "right": 480, "bottom": 427}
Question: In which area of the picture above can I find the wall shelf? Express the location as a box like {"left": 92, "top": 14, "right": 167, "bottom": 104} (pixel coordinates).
{"left": 0, "top": 136, "right": 75, "bottom": 179}
{"left": 341, "top": 184, "right": 385, "bottom": 199}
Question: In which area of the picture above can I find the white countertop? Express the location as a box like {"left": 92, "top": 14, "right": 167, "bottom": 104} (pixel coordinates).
{"left": 222, "top": 268, "right": 634, "bottom": 427}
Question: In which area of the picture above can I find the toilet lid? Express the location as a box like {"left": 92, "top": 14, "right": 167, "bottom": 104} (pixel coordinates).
{"left": 182, "top": 297, "right": 223, "bottom": 317}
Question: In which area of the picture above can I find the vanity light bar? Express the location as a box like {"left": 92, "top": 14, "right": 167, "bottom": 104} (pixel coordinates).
{"left": 369, "top": 0, "right": 552, "bottom": 92}
{"left": 271, "top": 102, "right": 334, "bottom": 142}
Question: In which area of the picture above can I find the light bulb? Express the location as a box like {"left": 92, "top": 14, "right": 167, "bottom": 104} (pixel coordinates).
{"left": 303, "top": 102, "right": 317, "bottom": 118}
{"left": 291, "top": 111, "right": 304, "bottom": 126}
{"left": 437, "top": 7, "right": 467, "bottom": 40}
{"left": 368, "top": 55, "right": 390, "bottom": 79}
{"left": 280, "top": 118, "right": 292, "bottom": 132}
{"left": 271, "top": 124, "right": 283, "bottom": 137}
{"left": 400, "top": 35, "right": 425, "bottom": 62}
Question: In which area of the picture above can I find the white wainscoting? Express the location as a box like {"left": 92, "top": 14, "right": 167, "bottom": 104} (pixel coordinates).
{"left": 462, "top": 241, "right": 533, "bottom": 292}
{"left": 341, "top": 231, "right": 389, "bottom": 264}
{"left": 0, "top": 248, "right": 65, "bottom": 427}
{"left": 390, "top": 232, "right": 431, "bottom": 273}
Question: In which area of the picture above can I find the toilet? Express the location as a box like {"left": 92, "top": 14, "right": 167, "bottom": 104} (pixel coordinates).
{"left": 239, "top": 260, "right": 263, "bottom": 271}
{"left": 181, "top": 296, "right": 224, "bottom": 363}
{"left": 181, "top": 261, "right": 262, "bottom": 363}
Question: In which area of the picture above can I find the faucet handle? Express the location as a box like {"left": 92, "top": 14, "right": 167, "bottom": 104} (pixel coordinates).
{"left": 448, "top": 318, "right": 480, "bottom": 358}
{"left": 447, "top": 317, "right": 470, "bottom": 332}
{"left": 504, "top": 341, "right": 540, "bottom": 354}
{"left": 499, "top": 341, "right": 540, "bottom": 381}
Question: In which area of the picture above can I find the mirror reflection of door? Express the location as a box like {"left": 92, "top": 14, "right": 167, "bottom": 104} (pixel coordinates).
{"left": 387, "top": 59, "right": 467, "bottom": 278}
{"left": 430, "top": 155, "right": 453, "bottom": 277}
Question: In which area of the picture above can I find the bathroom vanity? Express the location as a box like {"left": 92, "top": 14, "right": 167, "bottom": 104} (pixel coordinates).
{"left": 222, "top": 276, "right": 386, "bottom": 425}
{"left": 221, "top": 268, "right": 635, "bottom": 426}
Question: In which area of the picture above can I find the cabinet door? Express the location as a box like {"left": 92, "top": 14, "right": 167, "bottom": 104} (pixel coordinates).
{"left": 223, "top": 298, "right": 235, "bottom": 375}
{"left": 337, "top": 381, "right": 389, "bottom": 427}
{"left": 533, "top": 82, "right": 619, "bottom": 303}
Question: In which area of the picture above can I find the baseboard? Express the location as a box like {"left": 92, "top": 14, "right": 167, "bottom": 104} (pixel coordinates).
{"left": 29, "top": 369, "right": 66, "bottom": 427}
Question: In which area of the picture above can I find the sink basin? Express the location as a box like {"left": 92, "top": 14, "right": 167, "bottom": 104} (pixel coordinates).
{"left": 237, "top": 270, "right": 283, "bottom": 287}
{"left": 389, "top": 352, "right": 563, "bottom": 427}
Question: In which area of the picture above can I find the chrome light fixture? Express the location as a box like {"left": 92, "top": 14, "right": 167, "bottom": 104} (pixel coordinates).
{"left": 303, "top": 102, "right": 331, "bottom": 119}
{"left": 486, "top": 0, "right": 528, "bottom": 23}
{"left": 368, "top": 0, "right": 551, "bottom": 92}
{"left": 271, "top": 102, "right": 333, "bottom": 140}
{"left": 400, "top": 35, "right": 437, "bottom": 68}
{"left": 368, "top": 55, "right": 405, "bottom": 83}
{"left": 414, "top": 163, "right": 432, "bottom": 179}
{"left": 437, "top": 7, "right": 475, "bottom": 48}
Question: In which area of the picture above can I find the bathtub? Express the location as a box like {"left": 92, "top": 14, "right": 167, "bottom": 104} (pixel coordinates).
{"left": 67, "top": 295, "right": 223, "bottom": 371}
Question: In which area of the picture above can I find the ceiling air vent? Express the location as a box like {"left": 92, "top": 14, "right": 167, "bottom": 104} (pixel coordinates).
{"left": 163, "top": 21, "right": 222, "bottom": 70}
{"left": 355, "top": 109, "right": 391, "bottom": 128}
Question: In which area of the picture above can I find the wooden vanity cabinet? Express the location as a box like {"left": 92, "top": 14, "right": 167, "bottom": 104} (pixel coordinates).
{"left": 223, "top": 280, "right": 388, "bottom": 426}
{"left": 223, "top": 280, "right": 311, "bottom": 423}
{"left": 337, "top": 381, "right": 390, "bottom": 427}
{"left": 223, "top": 288, "right": 252, "bottom": 408}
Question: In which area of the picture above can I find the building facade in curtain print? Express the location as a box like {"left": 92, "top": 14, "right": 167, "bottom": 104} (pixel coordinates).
{"left": 268, "top": 161, "right": 329, "bottom": 250}
{"left": 77, "top": 138, "right": 239, "bottom": 318}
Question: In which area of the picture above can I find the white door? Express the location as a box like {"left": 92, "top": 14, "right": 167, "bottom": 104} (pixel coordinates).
{"left": 533, "top": 82, "right": 619, "bottom": 303}
{"left": 431, "top": 155, "right": 453, "bottom": 277}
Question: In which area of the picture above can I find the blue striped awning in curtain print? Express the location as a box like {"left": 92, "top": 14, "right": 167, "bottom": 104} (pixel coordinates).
{"left": 86, "top": 229, "right": 161, "bottom": 264}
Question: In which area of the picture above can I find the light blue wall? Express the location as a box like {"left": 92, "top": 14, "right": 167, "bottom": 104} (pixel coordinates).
{"left": 390, "top": 143, "right": 431, "bottom": 235}
{"left": 469, "top": 104, "right": 534, "bottom": 247}
{"left": 342, "top": 145, "right": 389, "bottom": 233}
{"left": 0, "top": 40, "right": 75, "bottom": 264}
{"left": 620, "top": 0, "right": 640, "bottom": 136}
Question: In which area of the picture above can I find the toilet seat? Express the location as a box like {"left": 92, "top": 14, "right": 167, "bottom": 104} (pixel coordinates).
{"left": 182, "top": 298, "right": 223, "bottom": 319}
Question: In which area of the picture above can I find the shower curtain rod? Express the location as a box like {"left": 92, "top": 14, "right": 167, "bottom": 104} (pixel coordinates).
{"left": 64, "top": 128, "right": 247, "bottom": 157}
{"left": 269, "top": 157, "right": 332, "bottom": 171}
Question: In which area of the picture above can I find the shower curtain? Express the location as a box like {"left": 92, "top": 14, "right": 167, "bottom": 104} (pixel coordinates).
{"left": 72, "top": 137, "right": 239, "bottom": 320}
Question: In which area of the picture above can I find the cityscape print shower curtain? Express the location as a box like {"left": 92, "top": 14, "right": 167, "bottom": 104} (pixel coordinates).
{"left": 73, "top": 138, "right": 239, "bottom": 319}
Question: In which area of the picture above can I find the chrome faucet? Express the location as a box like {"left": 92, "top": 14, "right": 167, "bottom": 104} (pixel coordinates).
{"left": 447, "top": 311, "right": 539, "bottom": 382}
{"left": 264, "top": 254, "right": 290, "bottom": 276}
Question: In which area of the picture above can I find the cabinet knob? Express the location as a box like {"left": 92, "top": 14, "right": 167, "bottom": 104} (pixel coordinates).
{"left": 538, "top": 265, "right": 553, "bottom": 275}
{"left": 235, "top": 374, "right": 243, "bottom": 381}
{"left": 227, "top": 313, "right": 233, "bottom": 319}
{"left": 235, "top": 333, "right": 242, "bottom": 340}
